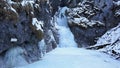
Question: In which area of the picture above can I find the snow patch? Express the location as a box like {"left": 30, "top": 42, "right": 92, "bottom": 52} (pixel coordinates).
{"left": 10, "top": 38, "right": 17, "bottom": 42}
{"left": 114, "top": 1, "right": 120, "bottom": 6}
{"left": 32, "top": 18, "right": 43, "bottom": 32}
{"left": 21, "top": 1, "right": 35, "bottom": 7}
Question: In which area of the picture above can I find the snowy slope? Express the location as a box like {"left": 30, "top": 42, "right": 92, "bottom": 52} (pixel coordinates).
{"left": 15, "top": 48, "right": 120, "bottom": 68}
{"left": 95, "top": 24, "right": 120, "bottom": 47}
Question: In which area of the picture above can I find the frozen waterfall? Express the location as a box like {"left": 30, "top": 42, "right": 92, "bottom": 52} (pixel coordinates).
{"left": 55, "top": 7, "right": 77, "bottom": 48}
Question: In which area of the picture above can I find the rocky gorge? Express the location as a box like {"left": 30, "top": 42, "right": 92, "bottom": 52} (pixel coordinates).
{"left": 0, "top": 0, "right": 120, "bottom": 68}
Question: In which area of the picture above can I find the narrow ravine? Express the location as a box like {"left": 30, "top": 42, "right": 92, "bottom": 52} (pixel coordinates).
{"left": 15, "top": 7, "right": 120, "bottom": 68}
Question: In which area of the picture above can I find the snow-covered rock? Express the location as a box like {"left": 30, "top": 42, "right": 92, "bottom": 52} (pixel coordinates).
{"left": 90, "top": 24, "right": 120, "bottom": 59}
{"left": 115, "top": 10, "right": 120, "bottom": 17}
{"left": 95, "top": 24, "right": 120, "bottom": 46}
{"left": 114, "top": 1, "right": 120, "bottom": 17}
{"left": 68, "top": 16, "right": 104, "bottom": 28}
{"left": 114, "top": 1, "right": 120, "bottom": 6}
{"left": 32, "top": 18, "right": 43, "bottom": 32}
{"left": 67, "top": 1, "right": 105, "bottom": 28}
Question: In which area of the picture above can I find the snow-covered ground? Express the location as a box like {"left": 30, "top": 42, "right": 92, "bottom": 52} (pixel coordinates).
{"left": 15, "top": 48, "right": 120, "bottom": 68}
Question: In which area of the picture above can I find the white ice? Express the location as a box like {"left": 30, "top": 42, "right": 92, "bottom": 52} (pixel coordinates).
{"left": 55, "top": 7, "right": 77, "bottom": 48}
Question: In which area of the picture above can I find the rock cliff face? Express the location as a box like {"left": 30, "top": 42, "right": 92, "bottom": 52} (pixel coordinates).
{"left": 0, "top": 0, "right": 59, "bottom": 67}
{"left": 67, "top": 0, "right": 120, "bottom": 47}
{"left": 87, "top": 0, "right": 120, "bottom": 60}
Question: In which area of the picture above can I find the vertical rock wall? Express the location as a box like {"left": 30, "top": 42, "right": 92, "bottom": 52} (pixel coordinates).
{"left": 0, "top": 0, "right": 60, "bottom": 67}
{"left": 68, "top": 0, "right": 120, "bottom": 47}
